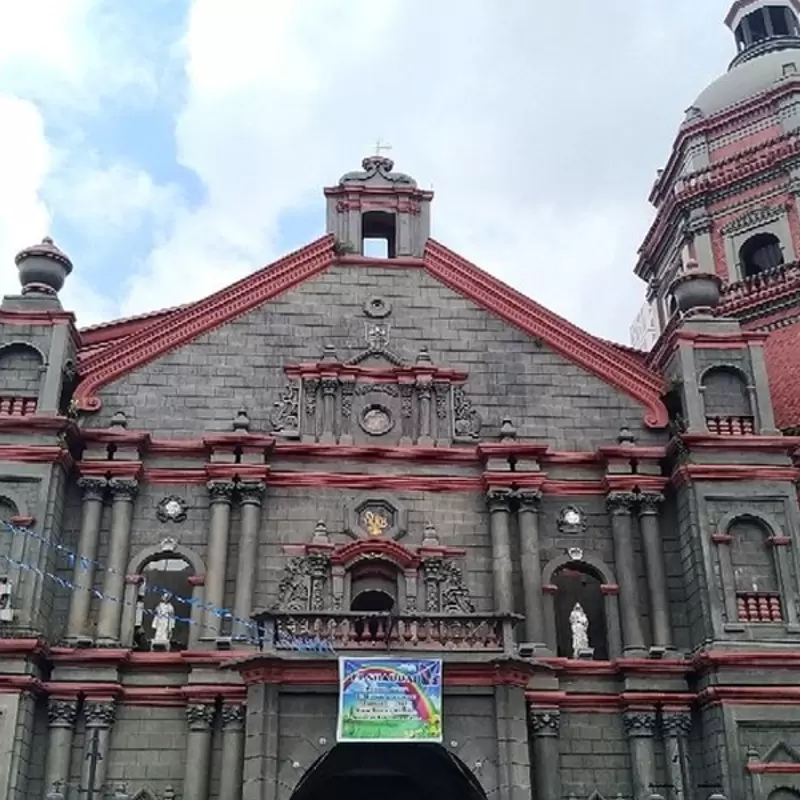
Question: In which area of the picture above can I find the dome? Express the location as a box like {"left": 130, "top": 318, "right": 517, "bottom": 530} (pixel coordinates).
{"left": 690, "top": 44, "right": 800, "bottom": 119}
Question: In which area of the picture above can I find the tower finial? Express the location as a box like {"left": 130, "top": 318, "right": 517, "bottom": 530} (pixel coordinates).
{"left": 373, "top": 138, "right": 393, "bottom": 157}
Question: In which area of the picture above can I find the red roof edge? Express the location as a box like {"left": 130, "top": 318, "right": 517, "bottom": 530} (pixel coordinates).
{"left": 74, "top": 235, "right": 336, "bottom": 411}
{"left": 423, "top": 239, "right": 669, "bottom": 429}
{"left": 79, "top": 305, "right": 190, "bottom": 347}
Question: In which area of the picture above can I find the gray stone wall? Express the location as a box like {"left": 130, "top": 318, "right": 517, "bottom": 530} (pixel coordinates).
{"left": 86, "top": 265, "right": 661, "bottom": 451}
{"left": 0, "top": 344, "right": 43, "bottom": 397}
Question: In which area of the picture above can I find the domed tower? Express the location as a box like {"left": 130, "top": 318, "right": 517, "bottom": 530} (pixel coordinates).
{"left": 635, "top": 0, "right": 800, "bottom": 434}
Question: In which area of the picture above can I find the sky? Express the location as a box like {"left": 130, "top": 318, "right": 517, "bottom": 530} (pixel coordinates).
{"left": 0, "top": 0, "right": 736, "bottom": 343}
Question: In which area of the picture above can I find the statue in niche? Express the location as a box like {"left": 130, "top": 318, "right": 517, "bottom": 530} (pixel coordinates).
{"left": 569, "top": 602, "right": 589, "bottom": 658}
{"left": 152, "top": 593, "right": 176, "bottom": 645}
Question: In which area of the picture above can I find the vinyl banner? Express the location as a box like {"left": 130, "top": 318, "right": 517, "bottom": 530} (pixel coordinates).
{"left": 337, "top": 658, "right": 443, "bottom": 743}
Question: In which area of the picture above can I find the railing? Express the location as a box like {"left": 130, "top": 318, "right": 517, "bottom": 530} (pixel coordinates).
{"left": 706, "top": 415, "right": 756, "bottom": 436}
{"left": 258, "top": 610, "right": 520, "bottom": 653}
{"left": 736, "top": 591, "right": 782, "bottom": 623}
{"left": 720, "top": 261, "right": 800, "bottom": 307}
{"left": 0, "top": 397, "right": 37, "bottom": 416}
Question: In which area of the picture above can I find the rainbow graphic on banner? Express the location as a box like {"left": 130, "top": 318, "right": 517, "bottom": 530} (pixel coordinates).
{"left": 337, "top": 658, "right": 443, "bottom": 743}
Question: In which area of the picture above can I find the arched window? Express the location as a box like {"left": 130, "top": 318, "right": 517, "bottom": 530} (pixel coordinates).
{"left": 768, "top": 789, "right": 800, "bottom": 800}
{"left": 740, "top": 232, "right": 784, "bottom": 278}
{"left": 0, "top": 343, "right": 44, "bottom": 416}
{"left": 552, "top": 564, "right": 609, "bottom": 660}
{"left": 349, "top": 561, "right": 398, "bottom": 643}
{"left": 729, "top": 516, "right": 783, "bottom": 623}
{"left": 362, "top": 211, "right": 396, "bottom": 258}
{"left": 701, "top": 366, "right": 754, "bottom": 435}
{"left": 0, "top": 498, "right": 18, "bottom": 618}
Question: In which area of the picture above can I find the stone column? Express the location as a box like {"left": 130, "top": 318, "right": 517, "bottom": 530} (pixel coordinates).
{"left": 487, "top": 490, "right": 514, "bottom": 614}
{"left": 243, "top": 684, "right": 279, "bottom": 800}
{"left": 95, "top": 480, "right": 138, "bottom": 645}
{"left": 65, "top": 478, "right": 107, "bottom": 642}
{"left": 320, "top": 377, "right": 338, "bottom": 444}
{"left": 623, "top": 709, "right": 658, "bottom": 800}
{"left": 661, "top": 711, "right": 693, "bottom": 800}
{"left": 81, "top": 701, "right": 116, "bottom": 798}
{"left": 183, "top": 704, "right": 216, "bottom": 800}
{"left": 528, "top": 709, "right": 561, "bottom": 800}
{"left": 44, "top": 698, "right": 78, "bottom": 798}
{"left": 607, "top": 493, "right": 647, "bottom": 653}
{"left": 232, "top": 482, "right": 265, "bottom": 642}
{"left": 638, "top": 494, "right": 673, "bottom": 651}
{"left": 517, "top": 491, "right": 546, "bottom": 648}
{"left": 219, "top": 704, "right": 246, "bottom": 800}
{"left": 204, "top": 481, "right": 235, "bottom": 639}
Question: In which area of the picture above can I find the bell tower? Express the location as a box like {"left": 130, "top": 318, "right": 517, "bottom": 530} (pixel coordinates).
{"left": 726, "top": 0, "right": 800, "bottom": 63}
{"left": 324, "top": 155, "right": 434, "bottom": 258}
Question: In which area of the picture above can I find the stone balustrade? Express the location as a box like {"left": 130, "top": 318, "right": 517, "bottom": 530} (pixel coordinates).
{"left": 257, "top": 610, "right": 521, "bottom": 652}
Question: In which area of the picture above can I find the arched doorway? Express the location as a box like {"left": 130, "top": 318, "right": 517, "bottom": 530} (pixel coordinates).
{"left": 289, "top": 743, "right": 487, "bottom": 800}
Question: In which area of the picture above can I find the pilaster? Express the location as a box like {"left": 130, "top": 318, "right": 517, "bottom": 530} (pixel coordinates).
{"left": 44, "top": 699, "right": 78, "bottom": 799}
{"left": 65, "top": 478, "right": 106, "bottom": 643}
{"left": 517, "top": 491, "right": 548, "bottom": 651}
{"left": 95, "top": 479, "right": 138, "bottom": 645}
{"left": 243, "top": 683, "right": 279, "bottom": 800}
{"left": 219, "top": 704, "right": 246, "bottom": 800}
{"left": 232, "top": 482, "right": 265, "bottom": 642}
{"left": 81, "top": 701, "right": 116, "bottom": 799}
{"left": 183, "top": 703, "right": 216, "bottom": 800}
{"left": 638, "top": 493, "right": 673, "bottom": 653}
{"left": 623, "top": 708, "right": 658, "bottom": 800}
{"left": 204, "top": 481, "right": 235, "bottom": 640}
{"left": 660, "top": 711, "right": 693, "bottom": 800}
{"left": 486, "top": 490, "right": 514, "bottom": 614}
{"left": 528, "top": 708, "right": 561, "bottom": 800}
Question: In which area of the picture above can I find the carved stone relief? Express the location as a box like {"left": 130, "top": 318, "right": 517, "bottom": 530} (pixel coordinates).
{"left": 270, "top": 380, "right": 301, "bottom": 438}
{"left": 343, "top": 497, "right": 408, "bottom": 540}
{"left": 452, "top": 387, "right": 482, "bottom": 442}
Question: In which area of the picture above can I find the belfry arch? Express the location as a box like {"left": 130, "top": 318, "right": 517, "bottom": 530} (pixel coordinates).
{"left": 287, "top": 743, "right": 487, "bottom": 800}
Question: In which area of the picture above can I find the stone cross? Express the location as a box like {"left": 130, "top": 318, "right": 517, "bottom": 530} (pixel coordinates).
{"left": 374, "top": 138, "right": 392, "bottom": 156}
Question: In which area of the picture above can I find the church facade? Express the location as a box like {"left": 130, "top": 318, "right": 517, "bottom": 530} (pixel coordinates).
{"left": 2, "top": 2, "right": 800, "bottom": 799}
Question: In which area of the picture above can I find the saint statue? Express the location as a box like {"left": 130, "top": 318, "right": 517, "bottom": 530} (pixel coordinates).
{"left": 152, "top": 593, "right": 176, "bottom": 644}
{"left": 569, "top": 602, "right": 589, "bottom": 658}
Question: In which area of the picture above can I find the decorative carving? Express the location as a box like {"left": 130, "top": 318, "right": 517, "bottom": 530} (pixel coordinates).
{"left": 364, "top": 296, "right": 392, "bottom": 319}
{"left": 570, "top": 603, "right": 590, "bottom": 657}
{"left": 77, "top": 477, "right": 107, "bottom": 502}
{"left": 660, "top": 711, "right": 692, "bottom": 737}
{"left": 721, "top": 204, "right": 784, "bottom": 234}
{"left": 422, "top": 558, "right": 443, "bottom": 612}
{"left": 84, "top": 701, "right": 116, "bottom": 728}
{"left": 207, "top": 481, "right": 236, "bottom": 503}
{"left": 340, "top": 379, "right": 355, "bottom": 420}
{"left": 623, "top": 710, "right": 658, "bottom": 737}
{"left": 638, "top": 493, "right": 665, "bottom": 515}
{"left": 366, "top": 323, "right": 391, "bottom": 351}
{"left": 275, "top": 557, "right": 311, "bottom": 611}
{"left": 159, "top": 537, "right": 177, "bottom": 552}
{"left": 270, "top": 381, "right": 300, "bottom": 434}
{"left": 433, "top": 382, "right": 449, "bottom": 420}
{"left": 156, "top": 496, "right": 187, "bottom": 523}
{"left": 452, "top": 387, "right": 481, "bottom": 441}
{"left": 528, "top": 709, "right": 560, "bottom": 737}
{"left": 220, "top": 704, "right": 246, "bottom": 731}
{"left": 517, "top": 491, "right": 542, "bottom": 510}
{"left": 321, "top": 377, "right": 338, "bottom": 397}
{"left": 306, "top": 553, "right": 331, "bottom": 611}
{"left": 557, "top": 505, "right": 586, "bottom": 534}
{"left": 186, "top": 703, "right": 216, "bottom": 732}
{"left": 606, "top": 493, "right": 637, "bottom": 515}
{"left": 304, "top": 378, "right": 320, "bottom": 418}
{"left": 108, "top": 479, "right": 138, "bottom": 502}
{"left": 440, "top": 560, "right": 476, "bottom": 613}
{"left": 359, "top": 404, "right": 394, "bottom": 436}
{"left": 47, "top": 698, "right": 78, "bottom": 728}
{"left": 486, "top": 490, "right": 513, "bottom": 513}
{"left": 355, "top": 384, "right": 399, "bottom": 397}
{"left": 239, "top": 481, "right": 266, "bottom": 506}
{"left": 400, "top": 384, "right": 414, "bottom": 427}
{"left": 345, "top": 498, "right": 407, "bottom": 541}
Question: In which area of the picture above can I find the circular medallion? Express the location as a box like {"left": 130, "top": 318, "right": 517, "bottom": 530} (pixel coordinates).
{"left": 564, "top": 509, "right": 582, "bottom": 526}
{"left": 359, "top": 404, "right": 395, "bottom": 436}
{"left": 363, "top": 296, "right": 392, "bottom": 319}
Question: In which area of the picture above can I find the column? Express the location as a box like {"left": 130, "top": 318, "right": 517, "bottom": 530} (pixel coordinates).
{"left": 95, "top": 480, "right": 138, "bottom": 644}
{"left": 623, "top": 709, "right": 658, "bottom": 800}
{"left": 638, "top": 494, "right": 673, "bottom": 651}
{"left": 661, "top": 711, "right": 693, "bottom": 800}
{"left": 232, "top": 482, "right": 265, "bottom": 642}
{"left": 183, "top": 704, "right": 216, "bottom": 800}
{"left": 65, "top": 478, "right": 107, "bottom": 641}
{"left": 517, "top": 491, "right": 546, "bottom": 648}
{"left": 243, "top": 684, "right": 279, "bottom": 800}
{"left": 204, "top": 481, "right": 235, "bottom": 639}
{"left": 528, "top": 709, "right": 562, "bottom": 800}
{"left": 607, "top": 493, "right": 647, "bottom": 653}
{"left": 81, "top": 700, "right": 116, "bottom": 799}
{"left": 486, "top": 490, "right": 514, "bottom": 614}
{"left": 219, "top": 704, "right": 246, "bottom": 800}
{"left": 416, "top": 379, "right": 433, "bottom": 445}
{"left": 319, "top": 377, "right": 337, "bottom": 444}
{"left": 44, "top": 698, "right": 78, "bottom": 798}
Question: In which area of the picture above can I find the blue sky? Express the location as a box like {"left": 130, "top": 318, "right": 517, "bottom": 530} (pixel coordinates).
{"left": 0, "top": 0, "right": 735, "bottom": 340}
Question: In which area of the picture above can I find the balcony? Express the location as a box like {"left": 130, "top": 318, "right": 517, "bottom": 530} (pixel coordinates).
{"left": 706, "top": 415, "right": 755, "bottom": 436}
{"left": 736, "top": 591, "right": 783, "bottom": 623}
{"left": 0, "top": 397, "right": 37, "bottom": 416}
{"left": 255, "top": 610, "right": 520, "bottom": 654}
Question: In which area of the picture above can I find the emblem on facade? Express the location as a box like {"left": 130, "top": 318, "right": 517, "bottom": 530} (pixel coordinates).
{"left": 557, "top": 506, "right": 586, "bottom": 535}
{"left": 359, "top": 404, "right": 394, "bottom": 436}
{"left": 358, "top": 503, "right": 393, "bottom": 537}
{"left": 452, "top": 387, "right": 482, "bottom": 442}
{"left": 156, "top": 496, "right": 187, "bottom": 524}
{"left": 270, "top": 380, "right": 300, "bottom": 437}
{"left": 363, "top": 296, "right": 392, "bottom": 319}
{"left": 365, "top": 323, "right": 391, "bottom": 351}
{"left": 343, "top": 497, "right": 408, "bottom": 541}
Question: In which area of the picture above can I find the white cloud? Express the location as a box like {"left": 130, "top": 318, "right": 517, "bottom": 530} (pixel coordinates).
{"left": 124, "top": 0, "right": 735, "bottom": 343}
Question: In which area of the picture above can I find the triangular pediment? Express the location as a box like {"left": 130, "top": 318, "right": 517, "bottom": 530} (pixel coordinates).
{"left": 763, "top": 740, "right": 800, "bottom": 764}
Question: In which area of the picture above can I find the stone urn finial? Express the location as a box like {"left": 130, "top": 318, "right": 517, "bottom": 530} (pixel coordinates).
{"left": 499, "top": 417, "right": 517, "bottom": 441}
{"left": 617, "top": 423, "right": 636, "bottom": 445}
{"left": 668, "top": 259, "right": 722, "bottom": 313}
{"left": 422, "top": 522, "right": 440, "bottom": 547}
{"left": 233, "top": 407, "right": 250, "bottom": 432}
{"left": 312, "top": 520, "right": 330, "bottom": 545}
{"left": 14, "top": 236, "right": 73, "bottom": 295}
{"left": 109, "top": 411, "right": 128, "bottom": 429}
{"left": 416, "top": 346, "right": 432, "bottom": 365}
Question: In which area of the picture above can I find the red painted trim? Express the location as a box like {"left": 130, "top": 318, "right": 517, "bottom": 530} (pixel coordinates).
{"left": 699, "top": 686, "right": 800, "bottom": 706}
{"left": 747, "top": 763, "right": 800, "bottom": 774}
{"left": 206, "top": 464, "right": 269, "bottom": 482}
{"left": 674, "top": 331, "right": 770, "bottom": 346}
{"left": 525, "top": 690, "right": 693, "bottom": 713}
{"left": 187, "top": 575, "right": 205, "bottom": 586}
{"left": 74, "top": 235, "right": 336, "bottom": 410}
{"left": 673, "top": 464, "right": 800, "bottom": 486}
{"left": 0, "top": 675, "right": 43, "bottom": 694}
{"left": 482, "top": 472, "right": 545, "bottom": 490}
{"left": 677, "top": 434, "right": 800, "bottom": 454}
{"left": 478, "top": 443, "right": 550, "bottom": 460}
{"left": 9, "top": 515, "right": 34, "bottom": 527}
{"left": 266, "top": 472, "right": 484, "bottom": 492}
{"left": 693, "top": 650, "right": 800, "bottom": 669}
{"left": 603, "top": 476, "right": 668, "bottom": 493}
{"left": 0, "top": 445, "right": 72, "bottom": 468}
{"left": 541, "top": 480, "right": 605, "bottom": 496}
{"left": 144, "top": 468, "right": 208, "bottom": 484}
{"left": 424, "top": 240, "right": 668, "bottom": 428}
{"left": 273, "top": 442, "right": 480, "bottom": 464}
{"left": 600, "top": 584, "right": 620, "bottom": 596}
{"left": 542, "top": 584, "right": 558, "bottom": 595}
{"left": 596, "top": 445, "right": 667, "bottom": 461}
{"left": 712, "top": 533, "right": 733, "bottom": 545}
{"left": 768, "top": 536, "right": 792, "bottom": 547}
{"left": 0, "top": 414, "right": 74, "bottom": 435}
{"left": 0, "top": 309, "right": 77, "bottom": 327}
{"left": 331, "top": 539, "right": 421, "bottom": 569}
{"left": 77, "top": 460, "right": 143, "bottom": 480}
{"left": 285, "top": 362, "right": 468, "bottom": 383}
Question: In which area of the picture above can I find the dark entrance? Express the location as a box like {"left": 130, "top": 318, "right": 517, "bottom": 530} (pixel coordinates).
{"left": 289, "top": 743, "right": 487, "bottom": 800}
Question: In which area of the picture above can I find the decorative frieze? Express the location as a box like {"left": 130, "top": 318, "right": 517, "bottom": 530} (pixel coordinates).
{"left": 623, "top": 710, "right": 658, "bottom": 738}
{"left": 47, "top": 699, "right": 78, "bottom": 729}
{"left": 84, "top": 701, "right": 116, "bottom": 729}
{"left": 186, "top": 703, "right": 216, "bottom": 732}
{"left": 108, "top": 478, "right": 138, "bottom": 502}
{"left": 77, "top": 477, "right": 107, "bottom": 502}
{"left": 660, "top": 711, "right": 692, "bottom": 738}
{"left": 156, "top": 495, "right": 187, "bottom": 523}
{"left": 207, "top": 481, "right": 236, "bottom": 504}
{"left": 453, "top": 387, "right": 482, "bottom": 442}
{"left": 528, "top": 709, "right": 560, "bottom": 738}
{"left": 220, "top": 704, "right": 246, "bottom": 732}
{"left": 270, "top": 380, "right": 300, "bottom": 438}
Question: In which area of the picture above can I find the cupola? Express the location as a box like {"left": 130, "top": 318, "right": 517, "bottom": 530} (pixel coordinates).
{"left": 726, "top": 0, "right": 800, "bottom": 65}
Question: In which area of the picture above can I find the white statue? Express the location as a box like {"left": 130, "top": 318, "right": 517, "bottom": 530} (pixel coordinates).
{"left": 569, "top": 602, "right": 589, "bottom": 658}
{"left": 152, "top": 593, "right": 176, "bottom": 644}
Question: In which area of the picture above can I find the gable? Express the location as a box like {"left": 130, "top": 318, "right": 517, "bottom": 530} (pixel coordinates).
{"left": 74, "top": 237, "right": 667, "bottom": 435}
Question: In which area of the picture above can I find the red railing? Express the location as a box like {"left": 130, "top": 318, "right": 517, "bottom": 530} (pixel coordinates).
{"left": 736, "top": 592, "right": 782, "bottom": 623}
{"left": 706, "top": 416, "right": 755, "bottom": 435}
{"left": 0, "top": 397, "right": 37, "bottom": 416}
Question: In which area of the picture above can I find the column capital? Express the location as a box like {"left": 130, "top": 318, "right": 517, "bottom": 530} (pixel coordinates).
{"left": 77, "top": 477, "right": 107, "bottom": 502}
{"left": 660, "top": 711, "right": 692, "bottom": 738}
{"left": 47, "top": 698, "right": 78, "bottom": 729}
{"left": 623, "top": 709, "right": 658, "bottom": 738}
{"left": 638, "top": 493, "right": 665, "bottom": 516}
{"left": 606, "top": 492, "right": 637, "bottom": 515}
{"left": 84, "top": 700, "right": 116, "bottom": 729}
{"left": 528, "top": 708, "right": 560, "bottom": 737}
{"left": 108, "top": 479, "right": 138, "bottom": 502}
{"left": 186, "top": 703, "right": 217, "bottom": 732}
{"left": 320, "top": 377, "right": 339, "bottom": 395}
{"left": 486, "top": 488, "right": 513, "bottom": 512}
{"left": 517, "top": 490, "right": 543, "bottom": 510}
{"left": 220, "top": 703, "right": 246, "bottom": 732}
{"left": 238, "top": 481, "right": 266, "bottom": 506}
{"left": 207, "top": 481, "right": 236, "bottom": 504}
